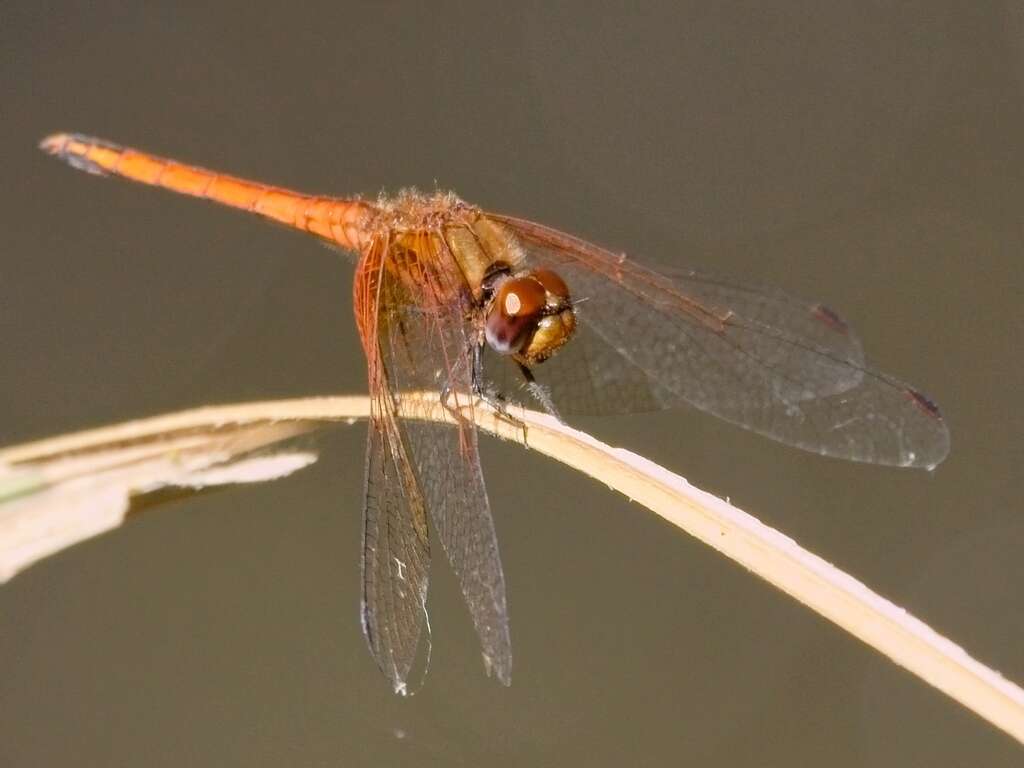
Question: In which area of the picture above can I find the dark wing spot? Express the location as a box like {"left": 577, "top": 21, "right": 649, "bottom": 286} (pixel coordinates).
{"left": 907, "top": 388, "right": 943, "bottom": 420}
{"left": 811, "top": 304, "right": 849, "bottom": 335}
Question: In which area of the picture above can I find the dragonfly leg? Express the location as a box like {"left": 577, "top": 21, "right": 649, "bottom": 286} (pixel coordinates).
{"left": 470, "top": 343, "right": 511, "bottom": 413}
{"left": 440, "top": 342, "right": 530, "bottom": 442}
{"left": 438, "top": 344, "right": 503, "bottom": 422}
{"left": 516, "top": 362, "right": 562, "bottom": 422}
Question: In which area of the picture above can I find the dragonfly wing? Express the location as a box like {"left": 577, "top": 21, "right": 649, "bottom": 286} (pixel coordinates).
{"left": 356, "top": 238, "right": 432, "bottom": 694}
{"left": 360, "top": 399, "right": 431, "bottom": 694}
{"left": 477, "top": 317, "right": 660, "bottom": 417}
{"left": 405, "top": 415, "right": 512, "bottom": 685}
{"left": 376, "top": 232, "right": 513, "bottom": 684}
{"left": 491, "top": 214, "right": 950, "bottom": 468}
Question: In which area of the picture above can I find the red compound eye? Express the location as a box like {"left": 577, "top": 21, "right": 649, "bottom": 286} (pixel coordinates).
{"left": 484, "top": 277, "right": 547, "bottom": 354}
{"left": 484, "top": 270, "right": 576, "bottom": 363}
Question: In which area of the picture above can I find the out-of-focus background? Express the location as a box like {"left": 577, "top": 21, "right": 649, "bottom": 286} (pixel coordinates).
{"left": 2, "top": 2, "right": 1022, "bottom": 765}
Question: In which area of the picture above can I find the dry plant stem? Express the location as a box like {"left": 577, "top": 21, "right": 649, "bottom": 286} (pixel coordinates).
{"left": 0, "top": 422, "right": 317, "bottom": 582}
{"left": 2, "top": 393, "right": 1022, "bottom": 744}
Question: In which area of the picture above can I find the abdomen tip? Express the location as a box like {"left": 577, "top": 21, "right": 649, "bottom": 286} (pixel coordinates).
{"left": 39, "top": 133, "right": 70, "bottom": 154}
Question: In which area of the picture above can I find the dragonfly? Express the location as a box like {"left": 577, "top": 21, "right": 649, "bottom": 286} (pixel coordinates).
{"left": 39, "top": 132, "right": 950, "bottom": 693}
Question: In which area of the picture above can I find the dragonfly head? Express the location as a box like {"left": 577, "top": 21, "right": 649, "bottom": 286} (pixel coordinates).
{"left": 482, "top": 264, "right": 577, "bottom": 365}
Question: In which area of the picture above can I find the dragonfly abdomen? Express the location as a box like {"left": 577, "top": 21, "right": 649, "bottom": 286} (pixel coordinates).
{"left": 39, "top": 132, "right": 372, "bottom": 252}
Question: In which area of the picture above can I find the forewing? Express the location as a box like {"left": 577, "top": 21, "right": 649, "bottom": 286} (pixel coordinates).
{"left": 360, "top": 399, "right": 431, "bottom": 694}
{"left": 356, "top": 239, "right": 431, "bottom": 694}
{"left": 490, "top": 214, "right": 950, "bottom": 468}
{"left": 377, "top": 232, "right": 513, "bottom": 684}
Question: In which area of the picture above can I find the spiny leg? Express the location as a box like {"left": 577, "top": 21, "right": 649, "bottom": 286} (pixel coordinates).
{"left": 439, "top": 342, "right": 530, "bottom": 441}
{"left": 471, "top": 342, "right": 512, "bottom": 416}
{"left": 516, "top": 362, "right": 562, "bottom": 422}
{"left": 439, "top": 343, "right": 500, "bottom": 425}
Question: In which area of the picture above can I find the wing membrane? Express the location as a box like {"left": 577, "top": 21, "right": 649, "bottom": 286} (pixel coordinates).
{"left": 356, "top": 239, "right": 431, "bottom": 693}
{"left": 360, "top": 230, "right": 513, "bottom": 688}
{"left": 360, "top": 397, "right": 431, "bottom": 693}
{"left": 491, "top": 214, "right": 949, "bottom": 468}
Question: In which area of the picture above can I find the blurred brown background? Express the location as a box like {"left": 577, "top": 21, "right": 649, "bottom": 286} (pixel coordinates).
{"left": 2, "top": 2, "right": 1022, "bottom": 765}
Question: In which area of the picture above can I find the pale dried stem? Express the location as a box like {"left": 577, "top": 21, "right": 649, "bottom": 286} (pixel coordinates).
{"left": 2, "top": 392, "right": 1022, "bottom": 743}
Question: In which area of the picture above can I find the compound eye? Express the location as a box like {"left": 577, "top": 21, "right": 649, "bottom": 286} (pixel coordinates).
{"left": 531, "top": 269, "right": 570, "bottom": 307}
{"left": 484, "top": 277, "right": 547, "bottom": 355}
{"left": 499, "top": 277, "right": 547, "bottom": 318}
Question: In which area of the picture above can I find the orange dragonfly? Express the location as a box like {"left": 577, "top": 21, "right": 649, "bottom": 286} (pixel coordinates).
{"left": 39, "top": 133, "right": 950, "bottom": 693}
